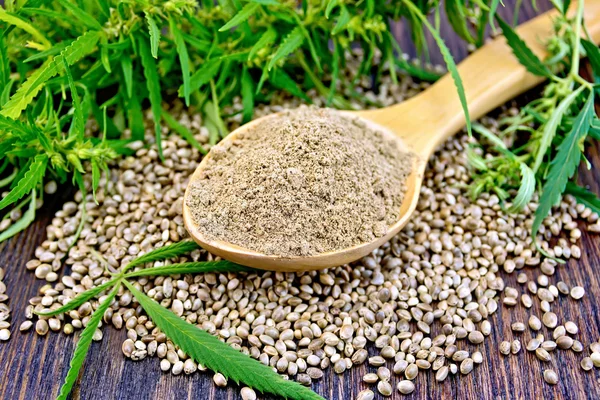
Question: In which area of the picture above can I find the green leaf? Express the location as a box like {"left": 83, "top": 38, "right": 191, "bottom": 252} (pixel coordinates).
{"left": 565, "top": 182, "right": 600, "bottom": 214}
{"left": 488, "top": 0, "right": 503, "bottom": 33}
{"left": 120, "top": 56, "right": 133, "bottom": 98}
{"left": 532, "top": 91, "right": 594, "bottom": 239}
{"left": 170, "top": 18, "right": 191, "bottom": 106}
{"left": 138, "top": 34, "right": 163, "bottom": 160}
{"left": 123, "top": 240, "right": 201, "bottom": 272}
{"left": 124, "top": 261, "right": 253, "bottom": 278}
{"left": 0, "top": 189, "right": 36, "bottom": 242}
{"left": 0, "top": 8, "right": 51, "bottom": 49}
{"left": 445, "top": 0, "right": 475, "bottom": 43}
{"left": 532, "top": 85, "right": 585, "bottom": 173}
{"left": 57, "top": 283, "right": 120, "bottom": 400}
{"left": 219, "top": 3, "right": 259, "bottom": 31}
{"left": 23, "top": 40, "right": 69, "bottom": 63}
{"left": 325, "top": 0, "right": 338, "bottom": 18}
{"left": 100, "top": 37, "right": 112, "bottom": 73}
{"left": 187, "top": 59, "right": 221, "bottom": 94}
{"left": 0, "top": 155, "right": 47, "bottom": 211}
{"left": 582, "top": 39, "right": 600, "bottom": 78}
{"left": 124, "top": 281, "right": 324, "bottom": 400}
{"left": 403, "top": 0, "right": 471, "bottom": 135}
{"left": 332, "top": 6, "right": 350, "bottom": 35}
{"left": 162, "top": 111, "right": 207, "bottom": 155}
{"left": 62, "top": 57, "right": 84, "bottom": 139}
{"left": 248, "top": 28, "right": 277, "bottom": 60}
{"left": 251, "top": 0, "right": 279, "bottom": 5}
{"left": 91, "top": 160, "right": 100, "bottom": 204}
{"left": 267, "top": 27, "right": 303, "bottom": 71}
{"left": 270, "top": 69, "right": 311, "bottom": 102}
{"left": 495, "top": 16, "right": 552, "bottom": 78}
{"left": 145, "top": 13, "right": 160, "bottom": 58}
{"left": 0, "top": 114, "right": 35, "bottom": 139}
{"left": 35, "top": 278, "right": 119, "bottom": 317}
{"left": 240, "top": 66, "right": 254, "bottom": 123}
{"left": 507, "top": 162, "right": 535, "bottom": 212}
{"left": 57, "top": 0, "right": 102, "bottom": 30}
{"left": 1, "top": 31, "right": 101, "bottom": 119}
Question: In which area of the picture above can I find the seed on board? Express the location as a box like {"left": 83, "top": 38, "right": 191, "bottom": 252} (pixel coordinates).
{"left": 363, "top": 373, "right": 378, "bottom": 384}
{"left": 570, "top": 286, "right": 585, "bottom": 300}
{"left": 468, "top": 331, "right": 484, "bottom": 344}
{"left": 553, "top": 326, "right": 566, "bottom": 340}
{"left": 377, "top": 380, "right": 393, "bottom": 397}
{"left": 511, "top": 322, "right": 526, "bottom": 332}
{"left": 377, "top": 367, "right": 391, "bottom": 381}
{"left": 543, "top": 369, "right": 558, "bottom": 385}
{"left": 557, "top": 336, "right": 574, "bottom": 350}
{"left": 213, "top": 373, "right": 227, "bottom": 387}
{"left": 503, "top": 297, "right": 517, "bottom": 307}
{"left": 591, "top": 352, "right": 600, "bottom": 367}
{"left": 542, "top": 312, "right": 558, "bottom": 329}
{"left": 0, "top": 329, "right": 9, "bottom": 341}
{"left": 536, "top": 348, "right": 551, "bottom": 362}
{"left": 511, "top": 340, "right": 521, "bottom": 354}
{"left": 521, "top": 294, "right": 533, "bottom": 308}
{"left": 581, "top": 357, "right": 594, "bottom": 371}
{"left": 436, "top": 366, "right": 449, "bottom": 382}
{"left": 529, "top": 315, "right": 542, "bottom": 331}
{"left": 572, "top": 340, "right": 584, "bottom": 353}
{"left": 397, "top": 380, "right": 415, "bottom": 395}
{"left": 565, "top": 321, "right": 578, "bottom": 335}
{"left": 240, "top": 387, "right": 257, "bottom": 400}
{"left": 472, "top": 351, "right": 483, "bottom": 364}
{"left": 591, "top": 343, "right": 600, "bottom": 354}
{"left": 541, "top": 341, "right": 557, "bottom": 352}
{"left": 500, "top": 341, "right": 511, "bottom": 355}
{"left": 460, "top": 358, "right": 474, "bottom": 375}
{"left": 35, "top": 320, "right": 48, "bottom": 335}
{"left": 356, "top": 389, "right": 375, "bottom": 400}
{"left": 557, "top": 281, "right": 569, "bottom": 295}
{"left": 405, "top": 363, "right": 419, "bottom": 380}
{"left": 19, "top": 321, "right": 33, "bottom": 332}
{"left": 527, "top": 339, "right": 541, "bottom": 352}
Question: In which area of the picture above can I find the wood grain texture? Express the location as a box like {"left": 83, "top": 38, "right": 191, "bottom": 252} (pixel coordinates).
{"left": 3, "top": 1, "right": 600, "bottom": 399}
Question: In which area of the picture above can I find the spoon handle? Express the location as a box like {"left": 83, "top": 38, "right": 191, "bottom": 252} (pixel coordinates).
{"left": 361, "top": 1, "right": 600, "bottom": 159}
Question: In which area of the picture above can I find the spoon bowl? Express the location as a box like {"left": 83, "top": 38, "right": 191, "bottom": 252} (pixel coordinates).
{"left": 183, "top": 2, "right": 600, "bottom": 271}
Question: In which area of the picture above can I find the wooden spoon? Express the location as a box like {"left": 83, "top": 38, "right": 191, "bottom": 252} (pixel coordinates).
{"left": 184, "top": 3, "right": 600, "bottom": 271}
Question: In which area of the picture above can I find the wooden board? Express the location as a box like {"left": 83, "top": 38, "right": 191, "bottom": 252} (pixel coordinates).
{"left": 3, "top": 1, "right": 600, "bottom": 399}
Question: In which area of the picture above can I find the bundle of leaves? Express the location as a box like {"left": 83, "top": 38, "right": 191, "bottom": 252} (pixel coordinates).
{"left": 0, "top": 0, "right": 503, "bottom": 241}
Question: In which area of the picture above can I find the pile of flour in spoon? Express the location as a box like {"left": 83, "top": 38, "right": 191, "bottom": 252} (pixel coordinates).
{"left": 186, "top": 106, "right": 414, "bottom": 256}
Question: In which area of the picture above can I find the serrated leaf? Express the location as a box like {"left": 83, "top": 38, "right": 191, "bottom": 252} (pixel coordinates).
{"left": 404, "top": 0, "right": 471, "bottom": 135}
{"left": 1, "top": 31, "right": 101, "bottom": 119}
{"left": 170, "top": 19, "right": 191, "bottom": 106}
{"left": 508, "top": 162, "right": 535, "bottom": 212}
{"left": 62, "top": 57, "right": 84, "bottom": 139}
{"left": 124, "top": 261, "right": 253, "bottom": 278}
{"left": 565, "top": 182, "right": 600, "bottom": 214}
{"left": 248, "top": 28, "right": 277, "bottom": 60}
{"left": 162, "top": 111, "right": 207, "bottom": 154}
{"left": 145, "top": 13, "right": 160, "bottom": 58}
{"left": 532, "top": 85, "right": 584, "bottom": 173}
{"left": 496, "top": 16, "right": 552, "bottom": 78}
{"left": 582, "top": 39, "right": 600, "bottom": 78}
{"left": 35, "top": 278, "right": 119, "bottom": 317}
{"left": 270, "top": 68, "right": 311, "bottom": 102}
{"left": 533, "top": 91, "right": 594, "bottom": 239}
{"left": 219, "top": 3, "right": 259, "bottom": 32}
{"left": 251, "top": 0, "right": 279, "bottom": 5}
{"left": 241, "top": 66, "right": 254, "bottom": 123}
{"left": 0, "top": 189, "right": 36, "bottom": 242}
{"left": 186, "top": 59, "right": 220, "bottom": 95}
{"left": 23, "top": 40, "right": 69, "bottom": 63}
{"left": 0, "top": 154, "right": 47, "bottom": 211}
{"left": 120, "top": 56, "right": 133, "bottom": 98}
{"left": 57, "top": 283, "right": 120, "bottom": 400}
{"left": 124, "top": 281, "right": 324, "bottom": 400}
{"left": 0, "top": 114, "right": 35, "bottom": 139}
{"left": 0, "top": 8, "right": 51, "bottom": 49}
{"left": 267, "top": 26, "right": 303, "bottom": 71}
{"left": 445, "top": 0, "right": 475, "bottom": 43}
{"left": 123, "top": 240, "right": 201, "bottom": 272}
{"left": 57, "top": 0, "right": 102, "bottom": 30}
{"left": 138, "top": 34, "right": 163, "bottom": 160}
{"left": 332, "top": 6, "right": 350, "bottom": 35}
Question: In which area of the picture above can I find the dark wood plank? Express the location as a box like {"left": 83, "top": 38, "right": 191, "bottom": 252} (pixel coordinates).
{"left": 4, "top": 2, "right": 600, "bottom": 400}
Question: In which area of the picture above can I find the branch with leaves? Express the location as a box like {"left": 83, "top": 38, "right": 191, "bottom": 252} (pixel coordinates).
{"left": 35, "top": 241, "right": 324, "bottom": 400}
{"left": 468, "top": 2, "right": 600, "bottom": 252}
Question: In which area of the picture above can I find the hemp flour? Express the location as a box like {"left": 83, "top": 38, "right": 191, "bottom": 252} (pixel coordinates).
{"left": 186, "top": 106, "right": 414, "bottom": 256}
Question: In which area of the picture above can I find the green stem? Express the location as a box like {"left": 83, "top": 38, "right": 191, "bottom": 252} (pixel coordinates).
{"left": 570, "top": 0, "right": 585, "bottom": 77}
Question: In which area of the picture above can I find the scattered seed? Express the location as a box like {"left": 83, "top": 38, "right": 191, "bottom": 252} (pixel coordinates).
{"left": 363, "top": 373, "right": 378, "bottom": 384}
{"left": 511, "top": 340, "right": 521, "bottom": 354}
{"left": 357, "top": 389, "right": 375, "bottom": 400}
{"left": 397, "top": 380, "right": 415, "bottom": 395}
{"left": 529, "top": 316, "right": 542, "bottom": 331}
{"left": 570, "top": 286, "right": 585, "bottom": 300}
{"left": 572, "top": 340, "right": 584, "bottom": 353}
{"left": 581, "top": 357, "right": 593, "bottom": 371}
{"left": 542, "top": 312, "right": 558, "bottom": 329}
{"left": 241, "top": 387, "right": 256, "bottom": 400}
{"left": 213, "top": 373, "right": 227, "bottom": 387}
{"left": 511, "top": 322, "right": 526, "bottom": 332}
{"left": 565, "top": 321, "right": 578, "bottom": 335}
{"left": 500, "top": 341, "right": 511, "bottom": 355}
{"left": 536, "top": 348, "right": 551, "bottom": 362}
{"left": 557, "top": 336, "right": 573, "bottom": 350}
{"left": 543, "top": 369, "right": 558, "bottom": 385}
{"left": 436, "top": 366, "right": 449, "bottom": 382}
{"left": 527, "top": 339, "right": 541, "bottom": 352}
{"left": 591, "top": 352, "right": 600, "bottom": 367}
{"left": 377, "top": 380, "right": 392, "bottom": 397}
{"left": 541, "top": 341, "right": 557, "bottom": 352}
